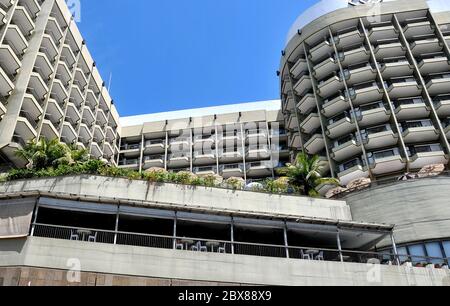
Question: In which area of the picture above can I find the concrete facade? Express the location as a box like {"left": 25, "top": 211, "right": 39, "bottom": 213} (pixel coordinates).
{"left": 280, "top": 0, "right": 450, "bottom": 186}
{"left": 0, "top": 0, "right": 120, "bottom": 167}
{"left": 0, "top": 175, "right": 352, "bottom": 221}
{"left": 344, "top": 176, "right": 450, "bottom": 247}
{"left": 0, "top": 237, "right": 449, "bottom": 286}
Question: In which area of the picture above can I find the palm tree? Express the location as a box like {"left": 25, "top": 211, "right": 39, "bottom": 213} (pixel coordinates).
{"left": 15, "top": 138, "right": 88, "bottom": 170}
{"left": 278, "top": 152, "right": 340, "bottom": 197}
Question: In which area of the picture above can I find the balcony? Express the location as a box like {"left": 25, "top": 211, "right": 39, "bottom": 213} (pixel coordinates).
{"left": 361, "top": 125, "right": 398, "bottom": 150}
{"left": 426, "top": 73, "right": 450, "bottom": 96}
{"left": 78, "top": 123, "right": 92, "bottom": 144}
{"left": 61, "top": 122, "right": 77, "bottom": 145}
{"left": 96, "top": 108, "right": 108, "bottom": 126}
{"left": 281, "top": 79, "right": 290, "bottom": 95}
{"left": 434, "top": 95, "right": 450, "bottom": 117}
{"left": 28, "top": 72, "right": 48, "bottom": 102}
{"left": 82, "top": 106, "right": 95, "bottom": 125}
{"left": 51, "top": 78, "right": 68, "bottom": 105}
{"left": 40, "top": 36, "right": 58, "bottom": 64}
{"left": 386, "top": 78, "right": 422, "bottom": 99}
{"left": 299, "top": 113, "right": 320, "bottom": 134}
{"left": 70, "top": 84, "right": 84, "bottom": 108}
{"left": 283, "top": 94, "right": 295, "bottom": 112}
{"left": 56, "top": 61, "right": 72, "bottom": 86}
{"left": 313, "top": 56, "right": 339, "bottom": 80}
{"left": 246, "top": 161, "right": 273, "bottom": 178}
{"left": 286, "top": 112, "right": 297, "bottom": 131}
{"left": 317, "top": 74, "right": 344, "bottom": 98}
{"left": 401, "top": 120, "right": 439, "bottom": 143}
{"left": 355, "top": 102, "right": 390, "bottom": 127}
{"left": 35, "top": 52, "right": 53, "bottom": 81}
{"left": 142, "top": 139, "right": 164, "bottom": 155}
{"left": 89, "top": 142, "right": 103, "bottom": 160}
{"left": 16, "top": 110, "right": 37, "bottom": 140}
{"left": 0, "top": 44, "right": 21, "bottom": 80}
{"left": 19, "top": 0, "right": 40, "bottom": 19}
{"left": 336, "top": 28, "right": 364, "bottom": 47}
{"left": 403, "top": 19, "right": 434, "bottom": 39}
{"left": 120, "top": 143, "right": 141, "bottom": 157}
{"left": 74, "top": 69, "right": 88, "bottom": 90}
{"left": 289, "top": 131, "right": 301, "bottom": 148}
{"left": 118, "top": 159, "right": 139, "bottom": 170}
{"left": 219, "top": 149, "right": 243, "bottom": 163}
{"left": 339, "top": 45, "right": 370, "bottom": 67}
{"left": 169, "top": 137, "right": 190, "bottom": 152}
{"left": 394, "top": 98, "right": 430, "bottom": 120}
{"left": 93, "top": 125, "right": 105, "bottom": 143}
{"left": 368, "top": 148, "right": 405, "bottom": 175}
{"left": 103, "top": 141, "right": 115, "bottom": 159}
{"left": 85, "top": 89, "right": 98, "bottom": 110}
{"left": 21, "top": 93, "right": 42, "bottom": 123}
{"left": 246, "top": 144, "right": 270, "bottom": 161}
{"left": 218, "top": 131, "right": 242, "bottom": 145}
{"left": 322, "top": 93, "right": 349, "bottom": 118}
{"left": 45, "top": 98, "right": 63, "bottom": 124}
{"left": 331, "top": 136, "right": 362, "bottom": 162}
{"left": 246, "top": 129, "right": 268, "bottom": 144}
{"left": 193, "top": 151, "right": 216, "bottom": 165}
{"left": 40, "top": 119, "right": 59, "bottom": 141}
{"left": 374, "top": 42, "right": 405, "bottom": 60}
{"left": 46, "top": 17, "right": 63, "bottom": 46}
{"left": 309, "top": 39, "right": 333, "bottom": 63}
{"left": 61, "top": 44, "right": 76, "bottom": 69}
{"left": 220, "top": 163, "right": 244, "bottom": 178}
{"left": 293, "top": 74, "right": 312, "bottom": 95}
{"left": 290, "top": 58, "right": 308, "bottom": 79}
{"left": 379, "top": 57, "right": 413, "bottom": 79}
{"left": 0, "top": 98, "right": 5, "bottom": 117}
{"left": 418, "top": 53, "right": 450, "bottom": 75}
{"left": 297, "top": 93, "right": 316, "bottom": 113}
{"left": 4, "top": 25, "right": 28, "bottom": 57}
{"left": 168, "top": 153, "right": 190, "bottom": 168}
{"left": 0, "top": 65, "right": 14, "bottom": 97}
{"left": 193, "top": 134, "right": 215, "bottom": 149}
{"left": 194, "top": 166, "right": 217, "bottom": 177}
{"left": 143, "top": 155, "right": 165, "bottom": 170}
{"left": 347, "top": 82, "right": 383, "bottom": 106}
{"left": 337, "top": 159, "right": 369, "bottom": 186}
{"left": 304, "top": 134, "right": 325, "bottom": 155}
{"left": 327, "top": 114, "right": 355, "bottom": 139}
{"left": 12, "top": 5, "right": 35, "bottom": 37}
{"left": 65, "top": 102, "right": 81, "bottom": 126}
{"left": 368, "top": 24, "right": 397, "bottom": 42}
{"left": 411, "top": 38, "right": 442, "bottom": 56}
{"left": 0, "top": 6, "right": 6, "bottom": 26}
{"left": 408, "top": 144, "right": 448, "bottom": 170}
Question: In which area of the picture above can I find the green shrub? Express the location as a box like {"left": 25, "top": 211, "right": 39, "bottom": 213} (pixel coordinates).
{"left": 265, "top": 177, "right": 289, "bottom": 194}
{"left": 173, "top": 171, "right": 195, "bottom": 185}
{"left": 190, "top": 177, "right": 205, "bottom": 186}
{"left": 224, "top": 177, "right": 245, "bottom": 190}
{"left": 143, "top": 168, "right": 168, "bottom": 183}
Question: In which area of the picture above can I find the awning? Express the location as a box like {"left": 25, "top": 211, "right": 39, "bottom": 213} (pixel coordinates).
{"left": 0, "top": 198, "right": 35, "bottom": 239}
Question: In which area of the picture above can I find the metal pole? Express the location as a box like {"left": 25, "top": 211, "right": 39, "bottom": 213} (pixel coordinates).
{"left": 173, "top": 212, "right": 177, "bottom": 250}
{"left": 284, "top": 222, "right": 290, "bottom": 259}
{"left": 113, "top": 206, "right": 119, "bottom": 245}
{"left": 337, "top": 230, "right": 344, "bottom": 263}
{"left": 30, "top": 202, "right": 40, "bottom": 237}
{"left": 391, "top": 232, "right": 400, "bottom": 266}
{"left": 231, "top": 217, "right": 235, "bottom": 255}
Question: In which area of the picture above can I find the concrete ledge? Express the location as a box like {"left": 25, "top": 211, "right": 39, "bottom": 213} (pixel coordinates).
{"left": 344, "top": 177, "right": 450, "bottom": 247}
{"left": 0, "top": 175, "right": 352, "bottom": 220}
{"left": 0, "top": 237, "right": 449, "bottom": 286}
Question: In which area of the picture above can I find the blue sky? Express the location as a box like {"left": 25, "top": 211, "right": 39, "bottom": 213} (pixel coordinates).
{"left": 77, "top": 0, "right": 319, "bottom": 116}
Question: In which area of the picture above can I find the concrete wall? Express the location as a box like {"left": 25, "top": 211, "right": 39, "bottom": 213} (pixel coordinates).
{"left": 0, "top": 237, "right": 449, "bottom": 286}
{"left": 0, "top": 175, "right": 352, "bottom": 221}
{"left": 344, "top": 177, "right": 450, "bottom": 247}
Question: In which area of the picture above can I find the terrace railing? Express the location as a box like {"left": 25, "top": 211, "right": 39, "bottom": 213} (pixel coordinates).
{"left": 31, "top": 223, "right": 450, "bottom": 268}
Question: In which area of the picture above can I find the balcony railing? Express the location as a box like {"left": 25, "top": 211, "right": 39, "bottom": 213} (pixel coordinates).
{"left": 32, "top": 223, "right": 449, "bottom": 266}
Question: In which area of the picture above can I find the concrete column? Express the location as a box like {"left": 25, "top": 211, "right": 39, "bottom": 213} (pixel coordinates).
{"left": 337, "top": 230, "right": 344, "bottom": 262}
{"left": 173, "top": 212, "right": 177, "bottom": 250}
{"left": 391, "top": 233, "right": 400, "bottom": 266}
{"left": 240, "top": 123, "right": 247, "bottom": 182}
{"left": 113, "top": 208, "right": 120, "bottom": 245}
{"left": 284, "top": 222, "right": 290, "bottom": 259}
{"left": 230, "top": 217, "right": 235, "bottom": 255}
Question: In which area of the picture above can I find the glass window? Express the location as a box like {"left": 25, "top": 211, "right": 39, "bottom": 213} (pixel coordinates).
{"left": 408, "top": 245, "right": 426, "bottom": 264}
{"left": 425, "top": 242, "right": 444, "bottom": 264}
{"left": 443, "top": 241, "right": 450, "bottom": 259}
{"left": 397, "top": 247, "right": 409, "bottom": 263}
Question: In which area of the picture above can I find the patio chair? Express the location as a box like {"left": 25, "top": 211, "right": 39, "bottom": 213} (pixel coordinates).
{"left": 70, "top": 230, "right": 79, "bottom": 241}
{"left": 300, "top": 250, "right": 311, "bottom": 260}
{"left": 198, "top": 242, "right": 208, "bottom": 253}
{"left": 315, "top": 252, "right": 324, "bottom": 261}
{"left": 175, "top": 243, "right": 184, "bottom": 250}
{"left": 88, "top": 232, "right": 98, "bottom": 243}
{"left": 218, "top": 244, "right": 226, "bottom": 254}
{"left": 191, "top": 242, "right": 199, "bottom": 252}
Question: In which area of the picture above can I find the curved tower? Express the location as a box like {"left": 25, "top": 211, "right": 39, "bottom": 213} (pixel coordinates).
{"left": 280, "top": 0, "right": 450, "bottom": 185}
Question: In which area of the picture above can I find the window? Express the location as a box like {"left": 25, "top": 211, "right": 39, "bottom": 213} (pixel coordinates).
{"left": 425, "top": 243, "right": 444, "bottom": 264}
{"left": 408, "top": 245, "right": 426, "bottom": 264}
{"left": 397, "top": 247, "right": 409, "bottom": 263}
{"left": 443, "top": 241, "right": 450, "bottom": 259}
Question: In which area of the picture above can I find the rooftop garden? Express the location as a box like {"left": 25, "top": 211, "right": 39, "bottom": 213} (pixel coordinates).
{"left": 0, "top": 139, "right": 339, "bottom": 198}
